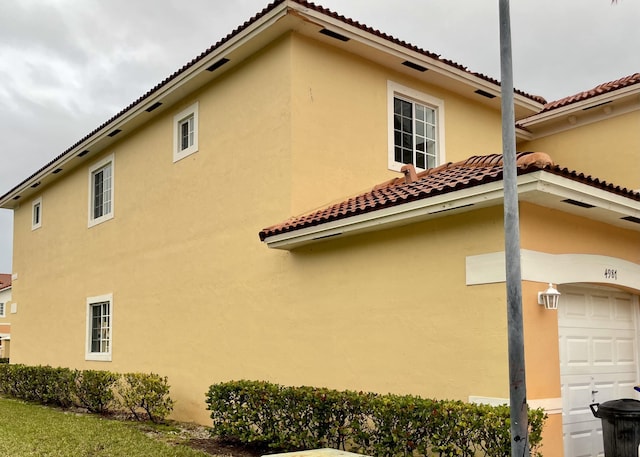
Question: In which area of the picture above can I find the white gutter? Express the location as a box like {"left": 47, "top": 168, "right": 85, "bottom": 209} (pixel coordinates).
{"left": 263, "top": 170, "right": 640, "bottom": 250}
{"left": 264, "top": 180, "right": 506, "bottom": 249}
{"left": 519, "top": 84, "right": 640, "bottom": 127}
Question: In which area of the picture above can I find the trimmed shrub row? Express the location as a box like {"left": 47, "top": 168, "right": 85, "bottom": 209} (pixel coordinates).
{"left": 0, "top": 358, "right": 9, "bottom": 364}
{"left": 0, "top": 364, "right": 174, "bottom": 423}
{"left": 206, "top": 380, "right": 547, "bottom": 457}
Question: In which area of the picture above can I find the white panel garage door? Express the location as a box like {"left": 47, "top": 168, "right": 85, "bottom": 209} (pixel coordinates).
{"left": 559, "top": 285, "right": 638, "bottom": 457}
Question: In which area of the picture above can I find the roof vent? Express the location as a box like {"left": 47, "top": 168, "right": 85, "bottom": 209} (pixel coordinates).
{"left": 12, "top": 196, "right": 20, "bottom": 200}
{"left": 475, "top": 89, "right": 496, "bottom": 99}
{"left": 402, "top": 61, "right": 427, "bottom": 72}
{"left": 312, "top": 232, "right": 343, "bottom": 241}
{"left": 77, "top": 150, "right": 90, "bottom": 157}
{"left": 621, "top": 216, "right": 640, "bottom": 224}
{"left": 583, "top": 101, "right": 612, "bottom": 111}
{"left": 319, "top": 28, "right": 350, "bottom": 42}
{"left": 562, "top": 198, "right": 595, "bottom": 209}
{"left": 145, "top": 102, "right": 162, "bottom": 112}
{"left": 30, "top": 182, "right": 41, "bottom": 189}
{"left": 207, "top": 58, "right": 230, "bottom": 72}
{"left": 430, "top": 203, "right": 474, "bottom": 215}
{"left": 52, "top": 168, "right": 63, "bottom": 174}
{"left": 108, "top": 129, "right": 122, "bottom": 137}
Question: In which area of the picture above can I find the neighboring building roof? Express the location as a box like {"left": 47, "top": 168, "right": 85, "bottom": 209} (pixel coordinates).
{"left": 1, "top": 0, "right": 545, "bottom": 208}
{"left": 0, "top": 274, "right": 11, "bottom": 292}
{"left": 542, "top": 73, "right": 640, "bottom": 112}
{"left": 259, "top": 152, "right": 640, "bottom": 245}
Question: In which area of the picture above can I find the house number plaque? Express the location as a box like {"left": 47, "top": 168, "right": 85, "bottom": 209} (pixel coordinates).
{"left": 604, "top": 268, "right": 618, "bottom": 280}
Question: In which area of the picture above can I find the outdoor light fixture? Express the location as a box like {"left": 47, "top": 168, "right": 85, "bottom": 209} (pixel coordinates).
{"left": 538, "top": 283, "right": 561, "bottom": 310}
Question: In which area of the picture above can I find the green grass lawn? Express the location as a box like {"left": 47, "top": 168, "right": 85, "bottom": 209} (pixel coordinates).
{"left": 0, "top": 397, "right": 212, "bottom": 456}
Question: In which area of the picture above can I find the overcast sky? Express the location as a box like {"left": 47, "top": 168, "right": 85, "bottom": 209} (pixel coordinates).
{"left": 0, "top": 0, "right": 638, "bottom": 273}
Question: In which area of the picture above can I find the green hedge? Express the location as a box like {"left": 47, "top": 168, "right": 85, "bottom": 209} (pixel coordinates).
{"left": 0, "top": 364, "right": 174, "bottom": 423}
{"left": 0, "top": 358, "right": 9, "bottom": 364}
{"left": 206, "top": 380, "right": 547, "bottom": 457}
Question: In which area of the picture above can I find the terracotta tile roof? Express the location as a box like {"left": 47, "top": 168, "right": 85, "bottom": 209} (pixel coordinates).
{"left": 259, "top": 152, "right": 640, "bottom": 241}
{"left": 1, "top": 0, "right": 545, "bottom": 202}
{"left": 542, "top": 73, "right": 640, "bottom": 112}
{"left": 0, "top": 274, "right": 11, "bottom": 291}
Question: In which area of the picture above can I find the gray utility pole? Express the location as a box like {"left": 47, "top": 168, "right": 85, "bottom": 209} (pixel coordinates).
{"left": 498, "top": 0, "right": 529, "bottom": 456}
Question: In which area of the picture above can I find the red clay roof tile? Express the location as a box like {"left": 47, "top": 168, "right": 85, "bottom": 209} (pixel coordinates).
{"left": 0, "top": 274, "right": 11, "bottom": 291}
{"left": 542, "top": 73, "right": 640, "bottom": 112}
{"left": 259, "top": 152, "right": 640, "bottom": 241}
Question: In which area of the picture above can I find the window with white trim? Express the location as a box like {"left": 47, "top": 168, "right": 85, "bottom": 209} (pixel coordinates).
{"left": 173, "top": 102, "right": 199, "bottom": 162}
{"left": 31, "top": 196, "right": 42, "bottom": 230}
{"left": 388, "top": 81, "right": 445, "bottom": 172}
{"left": 88, "top": 154, "right": 114, "bottom": 227}
{"left": 86, "top": 293, "right": 112, "bottom": 361}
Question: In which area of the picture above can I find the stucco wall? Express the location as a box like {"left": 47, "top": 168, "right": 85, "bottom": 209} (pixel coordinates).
{"left": 521, "top": 202, "right": 640, "bottom": 262}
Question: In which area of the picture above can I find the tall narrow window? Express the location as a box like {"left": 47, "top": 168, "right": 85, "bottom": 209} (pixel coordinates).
{"left": 388, "top": 81, "right": 445, "bottom": 172}
{"left": 88, "top": 154, "right": 114, "bottom": 227}
{"left": 92, "top": 164, "right": 112, "bottom": 218}
{"left": 86, "top": 294, "right": 112, "bottom": 361}
{"left": 0, "top": 302, "right": 4, "bottom": 318}
{"left": 179, "top": 115, "right": 195, "bottom": 151}
{"left": 173, "top": 102, "right": 199, "bottom": 162}
{"left": 31, "top": 197, "right": 42, "bottom": 230}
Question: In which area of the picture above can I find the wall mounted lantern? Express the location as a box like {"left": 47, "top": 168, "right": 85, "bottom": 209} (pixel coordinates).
{"left": 538, "top": 283, "right": 561, "bottom": 310}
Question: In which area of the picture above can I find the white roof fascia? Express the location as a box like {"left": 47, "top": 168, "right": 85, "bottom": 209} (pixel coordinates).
{"left": 264, "top": 181, "right": 506, "bottom": 249}
{"left": 517, "top": 101, "right": 640, "bottom": 141}
{"left": 265, "top": 180, "right": 508, "bottom": 249}
{"left": 519, "top": 84, "right": 640, "bottom": 128}
{"left": 525, "top": 171, "right": 640, "bottom": 215}
{"left": 291, "top": 3, "right": 543, "bottom": 113}
{"left": 264, "top": 170, "right": 640, "bottom": 250}
{"left": 515, "top": 127, "right": 533, "bottom": 142}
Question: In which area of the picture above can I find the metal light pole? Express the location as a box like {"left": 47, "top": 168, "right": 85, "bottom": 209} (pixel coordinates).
{"left": 498, "top": 0, "right": 529, "bottom": 456}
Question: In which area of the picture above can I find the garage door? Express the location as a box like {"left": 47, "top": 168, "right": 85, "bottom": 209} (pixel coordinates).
{"left": 559, "top": 285, "right": 638, "bottom": 457}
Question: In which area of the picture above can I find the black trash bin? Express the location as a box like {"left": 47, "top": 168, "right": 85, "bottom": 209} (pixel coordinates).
{"left": 591, "top": 399, "right": 640, "bottom": 457}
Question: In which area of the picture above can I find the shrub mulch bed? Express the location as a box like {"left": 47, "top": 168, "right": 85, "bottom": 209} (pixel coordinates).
{"left": 185, "top": 438, "right": 267, "bottom": 457}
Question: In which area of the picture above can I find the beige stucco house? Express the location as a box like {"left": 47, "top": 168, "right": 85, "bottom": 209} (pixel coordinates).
{"left": 0, "top": 273, "right": 12, "bottom": 359}
{"left": 0, "top": 2, "right": 639, "bottom": 456}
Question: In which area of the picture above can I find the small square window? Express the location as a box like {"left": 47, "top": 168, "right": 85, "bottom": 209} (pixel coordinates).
{"left": 88, "top": 154, "right": 114, "bottom": 227}
{"left": 86, "top": 293, "right": 112, "bottom": 361}
{"left": 173, "top": 102, "right": 199, "bottom": 162}
{"left": 31, "top": 197, "right": 42, "bottom": 230}
{"left": 388, "top": 81, "right": 445, "bottom": 172}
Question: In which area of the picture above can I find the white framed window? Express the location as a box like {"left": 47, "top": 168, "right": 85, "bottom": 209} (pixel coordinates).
{"left": 88, "top": 154, "right": 114, "bottom": 227}
{"left": 173, "top": 102, "right": 199, "bottom": 162}
{"left": 0, "top": 302, "right": 4, "bottom": 318}
{"left": 85, "top": 293, "right": 112, "bottom": 361}
{"left": 387, "top": 81, "right": 445, "bottom": 172}
{"left": 31, "top": 196, "right": 42, "bottom": 230}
